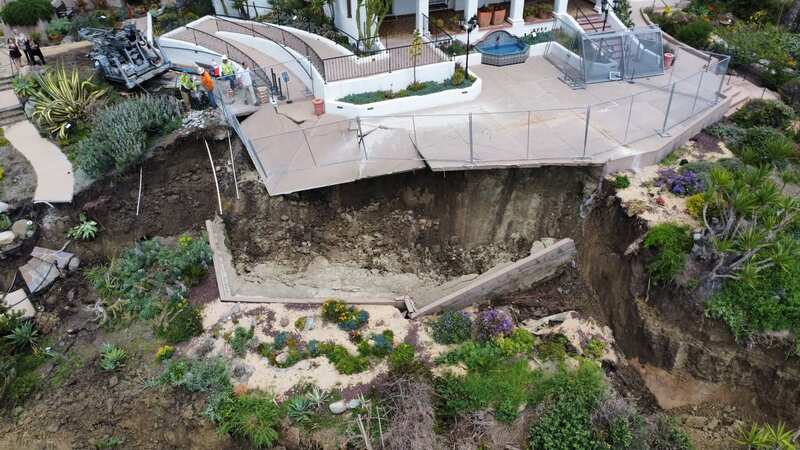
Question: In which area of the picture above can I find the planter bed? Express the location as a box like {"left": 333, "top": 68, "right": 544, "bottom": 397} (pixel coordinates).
{"left": 338, "top": 78, "right": 475, "bottom": 105}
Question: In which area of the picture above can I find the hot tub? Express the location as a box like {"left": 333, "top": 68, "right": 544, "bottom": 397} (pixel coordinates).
{"left": 476, "top": 30, "right": 530, "bottom": 66}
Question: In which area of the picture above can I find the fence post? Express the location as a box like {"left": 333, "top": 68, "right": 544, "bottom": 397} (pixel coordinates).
{"left": 192, "top": 29, "right": 197, "bottom": 46}
{"left": 690, "top": 70, "right": 705, "bottom": 114}
{"left": 623, "top": 94, "right": 634, "bottom": 145}
{"left": 715, "top": 63, "right": 726, "bottom": 103}
{"left": 526, "top": 111, "right": 531, "bottom": 160}
{"left": 468, "top": 113, "right": 474, "bottom": 164}
{"left": 581, "top": 105, "right": 591, "bottom": 159}
{"left": 658, "top": 83, "right": 677, "bottom": 137}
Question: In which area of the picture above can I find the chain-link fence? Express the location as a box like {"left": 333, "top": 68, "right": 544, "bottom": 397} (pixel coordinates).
{"left": 218, "top": 51, "right": 730, "bottom": 194}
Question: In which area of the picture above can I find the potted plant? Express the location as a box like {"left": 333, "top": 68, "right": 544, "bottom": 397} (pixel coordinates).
{"left": 492, "top": 4, "right": 507, "bottom": 25}
{"left": 48, "top": 32, "right": 62, "bottom": 44}
{"left": 478, "top": 5, "right": 492, "bottom": 27}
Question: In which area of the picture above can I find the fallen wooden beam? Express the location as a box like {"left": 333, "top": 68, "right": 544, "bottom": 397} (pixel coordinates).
{"left": 410, "top": 238, "right": 576, "bottom": 319}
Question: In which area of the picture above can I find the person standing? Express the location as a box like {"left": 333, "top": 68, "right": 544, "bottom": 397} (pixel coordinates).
{"left": 7, "top": 39, "right": 22, "bottom": 72}
{"left": 23, "top": 39, "right": 35, "bottom": 65}
{"left": 220, "top": 55, "right": 236, "bottom": 91}
{"left": 31, "top": 40, "right": 45, "bottom": 65}
{"left": 199, "top": 67, "right": 217, "bottom": 109}
{"left": 238, "top": 63, "right": 256, "bottom": 105}
{"left": 177, "top": 71, "right": 196, "bottom": 111}
{"left": 15, "top": 31, "right": 31, "bottom": 66}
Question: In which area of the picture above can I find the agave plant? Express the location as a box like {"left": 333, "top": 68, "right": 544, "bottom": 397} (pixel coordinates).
{"left": 99, "top": 343, "right": 127, "bottom": 372}
{"left": 11, "top": 75, "right": 39, "bottom": 98}
{"left": 31, "top": 66, "right": 107, "bottom": 140}
{"left": 286, "top": 396, "right": 314, "bottom": 425}
{"left": 66, "top": 213, "right": 99, "bottom": 240}
{"left": 5, "top": 321, "right": 39, "bottom": 352}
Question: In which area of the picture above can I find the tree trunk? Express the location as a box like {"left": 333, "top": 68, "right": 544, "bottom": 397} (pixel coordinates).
{"left": 783, "top": 0, "right": 800, "bottom": 31}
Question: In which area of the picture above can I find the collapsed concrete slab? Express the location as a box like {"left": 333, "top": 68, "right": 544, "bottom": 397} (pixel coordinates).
{"left": 1, "top": 289, "right": 35, "bottom": 319}
{"left": 19, "top": 247, "right": 80, "bottom": 294}
{"left": 409, "top": 238, "right": 576, "bottom": 318}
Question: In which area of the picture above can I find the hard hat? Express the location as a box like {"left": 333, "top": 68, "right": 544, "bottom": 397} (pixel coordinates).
{"left": 222, "top": 55, "right": 229, "bottom": 62}
{"left": 197, "top": 67, "right": 205, "bottom": 75}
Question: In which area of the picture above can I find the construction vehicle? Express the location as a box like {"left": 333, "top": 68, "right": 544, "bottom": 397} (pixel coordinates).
{"left": 80, "top": 24, "right": 171, "bottom": 89}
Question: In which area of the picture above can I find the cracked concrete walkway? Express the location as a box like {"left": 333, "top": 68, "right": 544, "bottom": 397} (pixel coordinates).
{"left": 4, "top": 119, "right": 74, "bottom": 203}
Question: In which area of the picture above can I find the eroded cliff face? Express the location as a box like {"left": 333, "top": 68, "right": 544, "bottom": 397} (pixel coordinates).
{"left": 579, "top": 187, "right": 800, "bottom": 422}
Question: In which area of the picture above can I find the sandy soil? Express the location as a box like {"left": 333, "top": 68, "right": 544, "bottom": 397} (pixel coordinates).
{"left": 613, "top": 135, "right": 733, "bottom": 226}
{"left": 195, "top": 301, "right": 454, "bottom": 398}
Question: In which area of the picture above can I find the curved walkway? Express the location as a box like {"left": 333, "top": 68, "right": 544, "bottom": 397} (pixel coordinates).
{"left": 4, "top": 120, "right": 74, "bottom": 203}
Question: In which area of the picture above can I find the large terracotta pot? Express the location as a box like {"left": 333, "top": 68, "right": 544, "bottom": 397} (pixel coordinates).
{"left": 492, "top": 7, "right": 507, "bottom": 25}
{"left": 664, "top": 52, "right": 675, "bottom": 69}
{"left": 478, "top": 9, "right": 492, "bottom": 27}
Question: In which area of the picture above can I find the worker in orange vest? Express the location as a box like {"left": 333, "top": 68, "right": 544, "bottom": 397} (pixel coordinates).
{"left": 198, "top": 67, "right": 217, "bottom": 108}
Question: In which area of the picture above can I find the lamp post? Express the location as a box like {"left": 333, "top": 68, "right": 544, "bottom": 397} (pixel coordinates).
{"left": 462, "top": 15, "right": 478, "bottom": 77}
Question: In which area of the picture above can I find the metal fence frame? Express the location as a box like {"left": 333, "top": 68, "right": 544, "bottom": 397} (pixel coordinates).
{"left": 222, "top": 52, "right": 730, "bottom": 186}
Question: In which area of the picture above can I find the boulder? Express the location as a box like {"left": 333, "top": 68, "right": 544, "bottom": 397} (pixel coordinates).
{"left": 0, "top": 231, "right": 15, "bottom": 245}
{"left": 329, "top": 400, "right": 347, "bottom": 415}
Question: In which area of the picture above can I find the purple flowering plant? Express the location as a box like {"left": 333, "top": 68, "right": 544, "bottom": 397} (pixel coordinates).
{"left": 656, "top": 168, "right": 704, "bottom": 197}
{"left": 476, "top": 308, "right": 513, "bottom": 341}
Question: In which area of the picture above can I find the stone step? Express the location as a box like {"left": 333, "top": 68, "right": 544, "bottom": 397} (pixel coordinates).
{"left": 0, "top": 107, "right": 26, "bottom": 127}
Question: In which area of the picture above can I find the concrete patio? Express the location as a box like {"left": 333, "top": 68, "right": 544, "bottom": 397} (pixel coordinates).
{"left": 240, "top": 47, "right": 725, "bottom": 194}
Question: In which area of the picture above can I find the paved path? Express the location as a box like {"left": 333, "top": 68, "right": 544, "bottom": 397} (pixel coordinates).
{"left": 4, "top": 120, "right": 74, "bottom": 203}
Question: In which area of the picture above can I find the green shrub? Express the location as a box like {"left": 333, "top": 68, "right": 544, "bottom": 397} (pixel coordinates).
{"left": 528, "top": 361, "right": 608, "bottom": 449}
{"left": 339, "top": 75, "right": 476, "bottom": 105}
{"left": 611, "top": 174, "right": 630, "bottom": 189}
{"left": 12, "top": 75, "right": 39, "bottom": 98}
{"left": 228, "top": 326, "right": 255, "bottom": 357}
{"left": 438, "top": 340, "right": 504, "bottom": 372}
{"left": 494, "top": 328, "right": 535, "bottom": 357}
{"left": 6, "top": 370, "right": 41, "bottom": 404}
{"left": 0, "top": 0, "right": 53, "bottom": 26}
{"left": 734, "top": 127, "right": 796, "bottom": 167}
{"left": 154, "top": 300, "right": 203, "bottom": 344}
{"left": 155, "top": 357, "right": 231, "bottom": 392}
{"left": 450, "top": 68, "right": 465, "bottom": 86}
{"left": 651, "top": 416, "right": 694, "bottom": 450}
{"left": 99, "top": 344, "right": 127, "bottom": 372}
{"left": 77, "top": 95, "right": 181, "bottom": 177}
{"left": 155, "top": 345, "right": 175, "bottom": 361}
{"left": 583, "top": 338, "right": 605, "bottom": 359}
{"left": 31, "top": 66, "right": 107, "bottom": 140}
{"left": 5, "top": 321, "right": 39, "bottom": 352}
{"left": 46, "top": 17, "right": 71, "bottom": 38}
{"left": 643, "top": 223, "right": 693, "bottom": 283}
{"left": 685, "top": 193, "right": 705, "bottom": 219}
{"left": 706, "top": 122, "right": 747, "bottom": 149}
{"left": 431, "top": 310, "right": 472, "bottom": 344}
{"left": 86, "top": 235, "right": 212, "bottom": 323}
{"left": 0, "top": 214, "right": 11, "bottom": 232}
{"left": 318, "top": 342, "right": 369, "bottom": 374}
{"left": 66, "top": 213, "right": 99, "bottom": 240}
{"left": 537, "top": 335, "right": 569, "bottom": 361}
{"left": 388, "top": 343, "right": 416, "bottom": 373}
{"left": 779, "top": 79, "right": 800, "bottom": 114}
{"left": 320, "top": 300, "right": 369, "bottom": 331}
{"left": 211, "top": 390, "right": 282, "bottom": 448}
{"left": 731, "top": 99, "right": 795, "bottom": 130}
{"left": 435, "top": 359, "right": 539, "bottom": 423}
{"left": 674, "top": 18, "right": 712, "bottom": 49}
